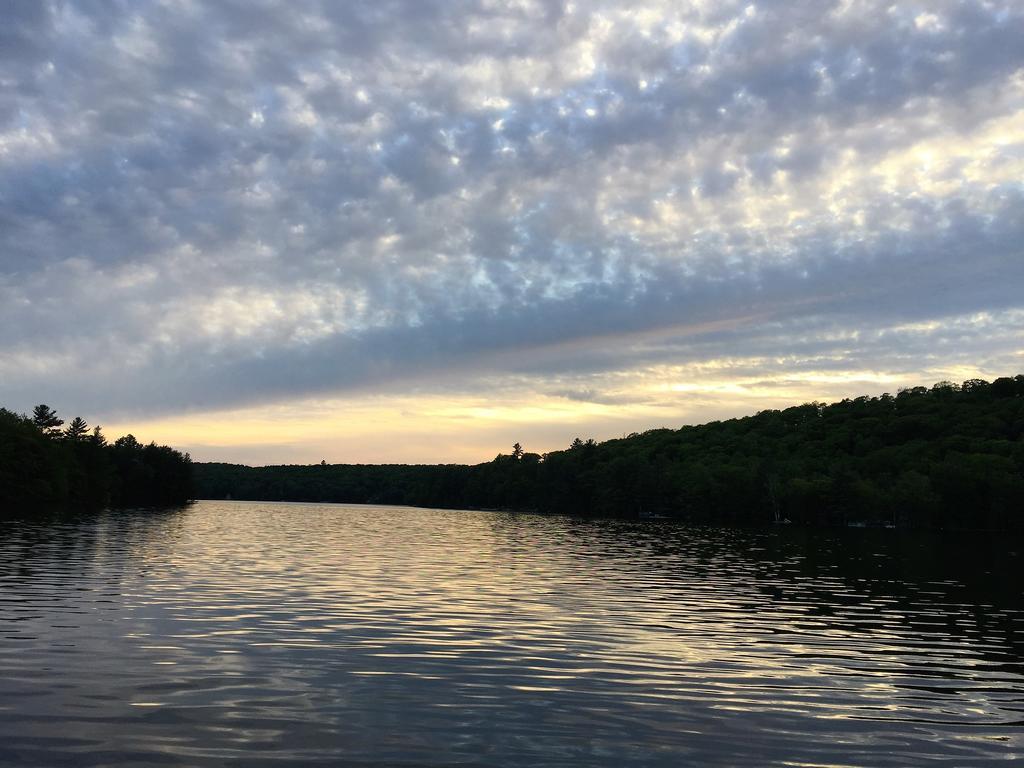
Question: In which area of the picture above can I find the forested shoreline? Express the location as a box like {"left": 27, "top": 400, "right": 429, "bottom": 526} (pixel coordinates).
{"left": 196, "top": 376, "right": 1024, "bottom": 530}
{"left": 0, "top": 405, "right": 194, "bottom": 510}
{"left": 4, "top": 377, "right": 1023, "bottom": 527}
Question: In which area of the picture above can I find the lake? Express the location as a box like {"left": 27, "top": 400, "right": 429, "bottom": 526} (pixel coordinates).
{"left": 1, "top": 500, "right": 1022, "bottom": 766}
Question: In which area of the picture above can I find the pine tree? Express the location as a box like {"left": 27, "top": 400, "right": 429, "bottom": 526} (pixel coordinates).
{"left": 65, "top": 416, "right": 89, "bottom": 441}
{"left": 90, "top": 426, "right": 107, "bottom": 447}
{"left": 32, "top": 404, "right": 64, "bottom": 438}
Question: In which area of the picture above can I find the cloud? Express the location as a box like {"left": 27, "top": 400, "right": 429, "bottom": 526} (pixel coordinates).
{"left": 1, "top": 0, "right": 1022, "bottom": 452}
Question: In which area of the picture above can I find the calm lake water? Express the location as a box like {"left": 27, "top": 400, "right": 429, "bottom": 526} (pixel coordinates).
{"left": 1, "top": 501, "right": 1022, "bottom": 766}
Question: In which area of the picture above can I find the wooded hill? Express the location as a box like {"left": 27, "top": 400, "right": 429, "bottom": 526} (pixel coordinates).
{"left": 196, "top": 376, "right": 1024, "bottom": 529}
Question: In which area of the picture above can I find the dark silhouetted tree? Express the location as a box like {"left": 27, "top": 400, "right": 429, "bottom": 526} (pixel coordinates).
{"left": 32, "top": 404, "right": 64, "bottom": 438}
{"left": 2, "top": 407, "right": 192, "bottom": 510}
{"left": 115, "top": 434, "right": 140, "bottom": 450}
{"left": 65, "top": 416, "right": 89, "bottom": 441}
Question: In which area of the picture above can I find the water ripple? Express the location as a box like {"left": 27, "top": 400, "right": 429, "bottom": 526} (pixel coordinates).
{"left": 0, "top": 501, "right": 1022, "bottom": 766}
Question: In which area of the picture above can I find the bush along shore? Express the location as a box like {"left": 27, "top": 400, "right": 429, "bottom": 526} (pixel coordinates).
{"left": 0, "top": 405, "right": 193, "bottom": 510}
{"left": 195, "top": 376, "right": 1024, "bottom": 530}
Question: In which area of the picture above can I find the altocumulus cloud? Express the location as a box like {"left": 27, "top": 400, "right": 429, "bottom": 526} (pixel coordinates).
{"left": 2, "top": 0, "right": 1023, "bottom": 438}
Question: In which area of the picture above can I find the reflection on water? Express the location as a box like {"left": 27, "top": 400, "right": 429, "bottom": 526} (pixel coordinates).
{"left": 0, "top": 501, "right": 1022, "bottom": 766}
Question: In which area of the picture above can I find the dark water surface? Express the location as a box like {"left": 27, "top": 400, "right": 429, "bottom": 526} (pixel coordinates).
{"left": 1, "top": 501, "right": 1022, "bottom": 766}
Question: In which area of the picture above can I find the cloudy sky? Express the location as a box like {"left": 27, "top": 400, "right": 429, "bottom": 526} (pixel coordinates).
{"left": 2, "top": 0, "right": 1022, "bottom": 464}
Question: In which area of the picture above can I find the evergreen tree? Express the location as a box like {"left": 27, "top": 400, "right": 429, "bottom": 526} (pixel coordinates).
{"left": 65, "top": 416, "right": 89, "bottom": 441}
{"left": 32, "top": 404, "right": 64, "bottom": 438}
{"left": 2, "top": 406, "right": 193, "bottom": 510}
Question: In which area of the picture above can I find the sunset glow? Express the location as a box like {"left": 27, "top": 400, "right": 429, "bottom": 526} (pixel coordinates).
{"left": 3, "top": 1, "right": 1022, "bottom": 463}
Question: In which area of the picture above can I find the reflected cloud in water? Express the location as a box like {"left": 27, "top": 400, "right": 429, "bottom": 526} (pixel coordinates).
{"left": 0, "top": 502, "right": 1021, "bottom": 766}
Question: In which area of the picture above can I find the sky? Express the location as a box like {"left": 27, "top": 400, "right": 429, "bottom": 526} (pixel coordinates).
{"left": 2, "top": 0, "right": 1023, "bottom": 465}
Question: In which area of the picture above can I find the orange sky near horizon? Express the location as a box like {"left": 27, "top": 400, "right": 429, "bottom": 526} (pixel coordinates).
{"left": 99, "top": 359, "right": 1016, "bottom": 465}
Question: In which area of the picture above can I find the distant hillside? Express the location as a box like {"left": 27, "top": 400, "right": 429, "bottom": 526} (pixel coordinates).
{"left": 195, "top": 376, "right": 1024, "bottom": 529}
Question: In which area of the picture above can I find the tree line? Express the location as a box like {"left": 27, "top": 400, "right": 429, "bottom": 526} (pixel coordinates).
{"left": 0, "top": 405, "right": 194, "bottom": 510}
{"left": 195, "top": 376, "right": 1024, "bottom": 530}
